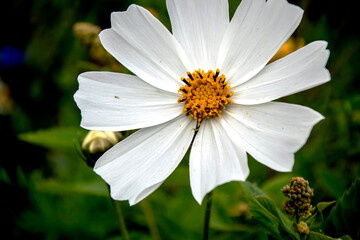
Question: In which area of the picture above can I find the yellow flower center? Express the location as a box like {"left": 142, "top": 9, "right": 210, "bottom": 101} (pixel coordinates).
{"left": 178, "top": 69, "right": 234, "bottom": 125}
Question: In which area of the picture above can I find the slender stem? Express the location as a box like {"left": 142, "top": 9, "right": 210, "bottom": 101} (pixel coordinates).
{"left": 140, "top": 199, "right": 162, "bottom": 240}
{"left": 203, "top": 191, "right": 213, "bottom": 240}
{"left": 294, "top": 211, "right": 304, "bottom": 240}
{"left": 107, "top": 186, "right": 130, "bottom": 240}
{"left": 111, "top": 199, "right": 130, "bottom": 240}
{"left": 295, "top": 211, "right": 300, "bottom": 224}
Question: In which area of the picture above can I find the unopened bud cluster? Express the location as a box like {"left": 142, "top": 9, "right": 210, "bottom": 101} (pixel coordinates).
{"left": 281, "top": 177, "right": 314, "bottom": 219}
{"left": 296, "top": 221, "right": 310, "bottom": 235}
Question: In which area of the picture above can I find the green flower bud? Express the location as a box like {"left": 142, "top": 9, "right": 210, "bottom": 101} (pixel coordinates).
{"left": 296, "top": 221, "right": 309, "bottom": 235}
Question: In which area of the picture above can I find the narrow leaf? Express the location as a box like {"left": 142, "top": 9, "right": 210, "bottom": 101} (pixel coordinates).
{"left": 18, "top": 127, "right": 87, "bottom": 151}
{"left": 325, "top": 178, "right": 360, "bottom": 239}
{"left": 306, "top": 201, "right": 336, "bottom": 229}
{"left": 241, "top": 181, "right": 300, "bottom": 240}
{"left": 307, "top": 231, "right": 337, "bottom": 240}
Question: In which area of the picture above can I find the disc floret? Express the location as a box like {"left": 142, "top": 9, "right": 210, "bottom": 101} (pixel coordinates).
{"left": 178, "top": 69, "right": 233, "bottom": 124}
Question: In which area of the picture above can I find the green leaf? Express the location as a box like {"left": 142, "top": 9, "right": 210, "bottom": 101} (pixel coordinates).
{"left": 306, "top": 201, "right": 336, "bottom": 229}
{"left": 18, "top": 127, "right": 87, "bottom": 151}
{"left": 307, "top": 231, "right": 352, "bottom": 240}
{"left": 338, "top": 236, "right": 353, "bottom": 240}
{"left": 325, "top": 178, "right": 360, "bottom": 239}
{"left": 240, "top": 181, "right": 300, "bottom": 240}
{"left": 261, "top": 174, "right": 293, "bottom": 209}
{"left": 35, "top": 178, "right": 109, "bottom": 197}
{"left": 317, "top": 201, "right": 336, "bottom": 212}
{"left": 320, "top": 170, "right": 348, "bottom": 198}
{"left": 307, "top": 231, "right": 337, "bottom": 240}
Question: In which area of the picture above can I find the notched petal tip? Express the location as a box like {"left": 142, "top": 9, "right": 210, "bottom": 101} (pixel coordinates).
{"left": 109, "top": 4, "right": 150, "bottom": 29}
{"left": 273, "top": 0, "right": 304, "bottom": 16}
{"left": 110, "top": 4, "right": 141, "bottom": 19}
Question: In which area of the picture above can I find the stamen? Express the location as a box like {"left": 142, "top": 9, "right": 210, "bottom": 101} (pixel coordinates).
{"left": 187, "top": 71, "right": 194, "bottom": 80}
{"left": 177, "top": 69, "right": 233, "bottom": 124}
{"left": 214, "top": 69, "right": 220, "bottom": 79}
{"left": 181, "top": 77, "right": 191, "bottom": 87}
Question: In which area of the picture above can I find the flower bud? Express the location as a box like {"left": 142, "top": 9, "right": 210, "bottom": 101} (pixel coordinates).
{"left": 82, "top": 131, "right": 122, "bottom": 154}
{"left": 296, "top": 221, "right": 309, "bottom": 235}
{"left": 228, "top": 202, "right": 250, "bottom": 217}
{"left": 283, "top": 200, "right": 296, "bottom": 217}
{"left": 282, "top": 177, "right": 314, "bottom": 219}
{"left": 81, "top": 131, "right": 122, "bottom": 167}
{"left": 73, "top": 22, "right": 101, "bottom": 46}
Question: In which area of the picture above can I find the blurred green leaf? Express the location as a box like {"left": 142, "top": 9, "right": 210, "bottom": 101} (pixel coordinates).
{"left": 18, "top": 127, "right": 87, "bottom": 151}
{"left": 306, "top": 201, "right": 336, "bottom": 230}
{"left": 0, "top": 168, "right": 11, "bottom": 184}
{"left": 319, "top": 169, "right": 348, "bottom": 198}
{"left": 35, "top": 178, "right": 108, "bottom": 197}
{"left": 325, "top": 178, "right": 360, "bottom": 239}
{"left": 317, "top": 201, "right": 336, "bottom": 213}
{"left": 211, "top": 222, "right": 253, "bottom": 232}
{"left": 307, "top": 231, "right": 337, "bottom": 240}
{"left": 261, "top": 173, "right": 293, "bottom": 208}
{"left": 241, "top": 181, "right": 300, "bottom": 240}
{"left": 339, "top": 236, "right": 353, "bottom": 240}
{"left": 307, "top": 232, "right": 352, "bottom": 240}
{"left": 162, "top": 166, "right": 189, "bottom": 187}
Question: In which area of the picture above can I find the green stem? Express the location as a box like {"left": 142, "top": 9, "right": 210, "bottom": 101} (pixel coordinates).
{"left": 111, "top": 199, "right": 130, "bottom": 240}
{"left": 295, "top": 211, "right": 306, "bottom": 240}
{"left": 203, "top": 191, "right": 213, "bottom": 240}
{"left": 140, "top": 199, "right": 162, "bottom": 240}
{"left": 107, "top": 186, "right": 130, "bottom": 240}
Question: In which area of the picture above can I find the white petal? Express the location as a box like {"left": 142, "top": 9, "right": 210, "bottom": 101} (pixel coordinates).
{"left": 74, "top": 71, "right": 184, "bottom": 131}
{"left": 94, "top": 116, "right": 196, "bottom": 205}
{"left": 99, "top": 5, "right": 191, "bottom": 93}
{"left": 190, "top": 118, "right": 248, "bottom": 204}
{"left": 217, "top": 0, "right": 303, "bottom": 87}
{"left": 222, "top": 102, "right": 324, "bottom": 171}
{"left": 167, "top": 0, "right": 229, "bottom": 71}
{"left": 231, "top": 41, "right": 330, "bottom": 104}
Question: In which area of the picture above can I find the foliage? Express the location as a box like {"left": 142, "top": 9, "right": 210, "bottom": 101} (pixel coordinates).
{"left": 325, "top": 178, "right": 360, "bottom": 239}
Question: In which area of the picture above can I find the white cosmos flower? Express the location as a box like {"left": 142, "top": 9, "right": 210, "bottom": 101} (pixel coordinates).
{"left": 74, "top": 0, "right": 330, "bottom": 205}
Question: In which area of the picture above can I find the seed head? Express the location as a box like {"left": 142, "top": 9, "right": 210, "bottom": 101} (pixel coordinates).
{"left": 281, "top": 177, "right": 314, "bottom": 219}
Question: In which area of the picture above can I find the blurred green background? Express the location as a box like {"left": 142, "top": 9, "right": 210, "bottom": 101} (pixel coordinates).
{"left": 1, "top": 0, "right": 359, "bottom": 239}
